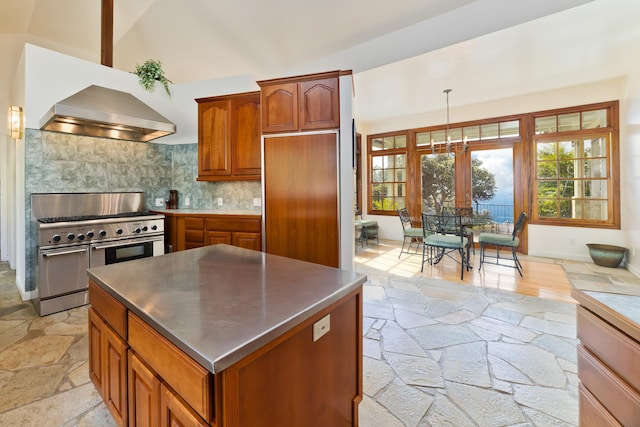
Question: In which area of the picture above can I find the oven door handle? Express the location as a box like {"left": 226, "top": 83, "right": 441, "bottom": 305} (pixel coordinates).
{"left": 91, "top": 237, "right": 163, "bottom": 250}
{"left": 42, "top": 247, "right": 89, "bottom": 257}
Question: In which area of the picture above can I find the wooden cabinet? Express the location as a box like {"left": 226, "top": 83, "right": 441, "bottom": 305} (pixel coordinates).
{"left": 219, "top": 290, "right": 361, "bottom": 426}
{"left": 160, "top": 384, "right": 209, "bottom": 427}
{"left": 259, "top": 71, "right": 340, "bottom": 133}
{"left": 263, "top": 132, "right": 339, "bottom": 268}
{"left": 205, "top": 230, "right": 232, "bottom": 246}
{"left": 128, "top": 351, "right": 161, "bottom": 427}
{"left": 197, "top": 92, "right": 261, "bottom": 181}
{"left": 90, "top": 282, "right": 213, "bottom": 426}
{"left": 576, "top": 300, "right": 640, "bottom": 425}
{"left": 184, "top": 217, "right": 205, "bottom": 250}
{"left": 88, "top": 283, "right": 129, "bottom": 427}
{"left": 158, "top": 211, "right": 261, "bottom": 252}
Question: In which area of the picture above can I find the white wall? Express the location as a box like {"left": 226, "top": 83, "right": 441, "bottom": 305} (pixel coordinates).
{"left": 339, "top": 74, "right": 355, "bottom": 270}
{"left": 356, "top": 77, "right": 634, "bottom": 266}
{"left": 620, "top": 68, "right": 640, "bottom": 277}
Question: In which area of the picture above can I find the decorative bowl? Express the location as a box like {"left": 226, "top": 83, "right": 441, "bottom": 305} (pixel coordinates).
{"left": 586, "top": 243, "right": 627, "bottom": 268}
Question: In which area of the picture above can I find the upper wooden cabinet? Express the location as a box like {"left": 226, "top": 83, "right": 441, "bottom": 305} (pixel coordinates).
{"left": 196, "top": 92, "right": 261, "bottom": 181}
{"left": 258, "top": 71, "right": 340, "bottom": 133}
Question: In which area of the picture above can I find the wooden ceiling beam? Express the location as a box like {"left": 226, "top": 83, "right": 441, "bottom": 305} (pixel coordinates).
{"left": 101, "top": 0, "right": 113, "bottom": 67}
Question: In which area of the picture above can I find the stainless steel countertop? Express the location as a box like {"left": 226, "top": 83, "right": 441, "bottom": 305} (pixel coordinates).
{"left": 87, "top": 245, "right": 366, "bottom": 373}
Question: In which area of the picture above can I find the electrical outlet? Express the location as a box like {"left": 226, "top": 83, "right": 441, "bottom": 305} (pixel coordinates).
{"left": 155, "top": 198, "right": 164, "bottom": 207}
{"left": 253, "top": 197, "right": 262, "bottom": 207}
{"left": 184, "top": 196, "right": 190, "bottom": 207}
{"left": 633, "top": 247, "right": 636, "bottom": 257}
{"left": 217, "top": 197, "right": 223, "bottom": 206}
{"left": 313, "top": 314, "right": 330, "bottom": 342}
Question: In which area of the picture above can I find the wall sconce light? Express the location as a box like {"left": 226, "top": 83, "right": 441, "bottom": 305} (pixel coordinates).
{"left": 8, "top": 106, "right": 24, "bottom": 140}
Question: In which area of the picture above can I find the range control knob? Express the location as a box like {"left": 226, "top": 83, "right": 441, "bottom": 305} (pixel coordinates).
{"left": 133, "top": 227, "right": 141, "bottom": 234}
{"left": 116, "top": 228, "right": 123, "bottom": 235}
{"left": 67, "top": 233, "right": 75, "bottom": 241}
{"left": 151, "top": 225, "right": 158, "bottom": 231}
{"left": 86, "top": 231, "right": 95, "bottom": 238}
{"left": 99, "top": 230, "right": 107, "bottom": 237}
{"left": 142, "top": 226, "right": 148, "bottom": 232}
{"left": 52, "top": 234, "right": 61, "bottom": 242}
{"left": 77, "top": 234, "right": 85, "bottom": 241}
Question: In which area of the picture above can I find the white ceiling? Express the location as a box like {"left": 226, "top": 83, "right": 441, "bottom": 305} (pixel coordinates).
{"left": 3, "top": 0, "right": 639, "bottom": 127}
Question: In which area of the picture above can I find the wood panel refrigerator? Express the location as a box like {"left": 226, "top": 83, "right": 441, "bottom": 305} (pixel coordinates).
{"left": 262, "top": 131, "right": 340, "bottom": 268}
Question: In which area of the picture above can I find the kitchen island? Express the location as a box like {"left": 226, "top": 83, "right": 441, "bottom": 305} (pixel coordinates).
{"left": 87, "top": 244, "right": 365, "bottom": 426}
{"left": 573, "top": 289, "right": 640, "bottom": 425}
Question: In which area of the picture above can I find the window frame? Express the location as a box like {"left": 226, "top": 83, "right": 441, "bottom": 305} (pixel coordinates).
{"left": 528, "top": 101, "right": 620, "bottom": 229}
{"left": 364, "top": 100, "right": 620, "bottom": 230}
{"left": 366, "top": 131, "right": 409, "bottom": 216}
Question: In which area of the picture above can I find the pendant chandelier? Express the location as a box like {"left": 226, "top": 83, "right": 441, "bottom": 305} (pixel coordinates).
{"left": 430, "top": 89, "right": 468, "bottom": 154}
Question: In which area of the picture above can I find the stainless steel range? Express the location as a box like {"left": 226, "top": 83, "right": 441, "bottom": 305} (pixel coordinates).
{"left": 32, "top": 192, "right": 165, "bottom": 316}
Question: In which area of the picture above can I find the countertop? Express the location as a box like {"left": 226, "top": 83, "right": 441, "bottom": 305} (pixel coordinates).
{"left": 151, "top": 208, "right": 260, "bottom": 216}
{"left": 87, "top": 244, "right": 366, "bottom": 373}
{"left": 572, "top": 289, "right": 640, "bottom": 342}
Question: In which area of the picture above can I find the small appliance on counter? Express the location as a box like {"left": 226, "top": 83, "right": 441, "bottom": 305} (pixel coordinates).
{"left": 167, "top": 189, "right": 178, "bottom": 209}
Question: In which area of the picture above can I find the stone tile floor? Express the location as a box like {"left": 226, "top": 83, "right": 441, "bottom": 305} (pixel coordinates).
{"left": 0, "top": 247, "right": 637, "bottom": 426}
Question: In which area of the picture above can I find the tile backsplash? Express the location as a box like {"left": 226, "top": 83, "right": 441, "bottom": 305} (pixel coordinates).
{"left": 24, "top": 129, "right": 262, "bottom": 291}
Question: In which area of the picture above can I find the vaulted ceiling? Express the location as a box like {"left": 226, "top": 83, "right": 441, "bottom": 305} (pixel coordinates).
{"left": 3, "top": 0, "right": 639, "bottom": 127}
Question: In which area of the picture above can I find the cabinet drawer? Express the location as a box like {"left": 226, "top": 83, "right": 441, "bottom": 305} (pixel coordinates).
{"left": 204, "top": 216, "right": 261, "bottom": 233}
{"left": 577, "top": 305, "right": 640, "bottom": 392}
{"left": 185, "top": 217, "right": 204, "bottom": 229}
{"left": 127, "top": 313, "right": 213, "bottom": 423}
{"left": 578, "top": 344, "right": 640, "bottom": 425}
{"left": 89, "top": 280, "right": 127, "bottom": 338}
{"left": 579, "top": 383, "right": 622, "bottom": 427}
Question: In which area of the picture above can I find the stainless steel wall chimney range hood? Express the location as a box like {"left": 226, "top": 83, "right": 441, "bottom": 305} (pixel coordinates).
{"left": 39, "top": 85, "right": 176, "bottom": 142}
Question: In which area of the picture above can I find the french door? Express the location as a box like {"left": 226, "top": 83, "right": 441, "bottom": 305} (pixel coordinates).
{"left": 418, "top": 144, "right": 519, "bottom": 245}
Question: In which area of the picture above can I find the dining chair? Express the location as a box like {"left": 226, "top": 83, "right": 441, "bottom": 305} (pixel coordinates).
{"left": 442, "top": 206, "right": 475, "bottom": 254}
{"left": 397, "top": 208, "right": 423, "bottom": 257}
{"left": 355, "top": 207, "right": 379, "bottom": 247}
{"left": 478, "top": 211, "right": 527, "bottom": 276}
{"left": 421, "top": 213, "right": 470, "bottom": 279}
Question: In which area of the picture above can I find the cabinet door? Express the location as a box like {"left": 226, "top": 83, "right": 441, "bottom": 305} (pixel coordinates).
{"left": 264, "top": 133, "right": 339, "bottom": 267}
{"left": 300, "top": 77, "right": 340, "bottom": 131}
{"left": 128, "top": 351, "right": 161, "bottom": 427}
{"left": 232, "top": 232, "right": 261, "bottom": 251}
{"left": 103, "top": 323, "right": 129, "bottom": 426}
{"left": 198, "top": 99, "right": 231, "bottom": 178}
{"left": 88, "top": 308, "right": 105, "bottom": 397}
{"left": 206, "top": 230, "right": 232, "bottom": 246}
{"left": 159, "top": 384, "right": 209, "bottom": 427}
{"left": 261, "top": 83, "right": 298, "bottom": 133}
{"left": 231, "top": 93, "right": 261, "bottom": 176}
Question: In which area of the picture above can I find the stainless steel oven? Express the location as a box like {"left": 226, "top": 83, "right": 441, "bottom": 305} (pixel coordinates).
{"left": 37, "top": 245, "right": 91, "bottom": 315}
{"left": 90, "top": 235, "right": 164, "bottom": 267}
{"left": 32, "top": 192, "right": 165, "bottom": 316}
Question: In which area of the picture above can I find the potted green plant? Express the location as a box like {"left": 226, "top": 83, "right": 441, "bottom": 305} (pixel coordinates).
{"left": 133, "top": 59, "right": 173, "bottom": 96}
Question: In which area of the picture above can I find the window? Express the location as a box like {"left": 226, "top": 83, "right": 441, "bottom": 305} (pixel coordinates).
{"left": 365, "top": 101, "right": 619, "bottom": 230}
{"left": 368, "top": 133, "right": 407, "bottom": 213}
{"left": 531, "top": 102, "right": 619, "bottom": 228}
